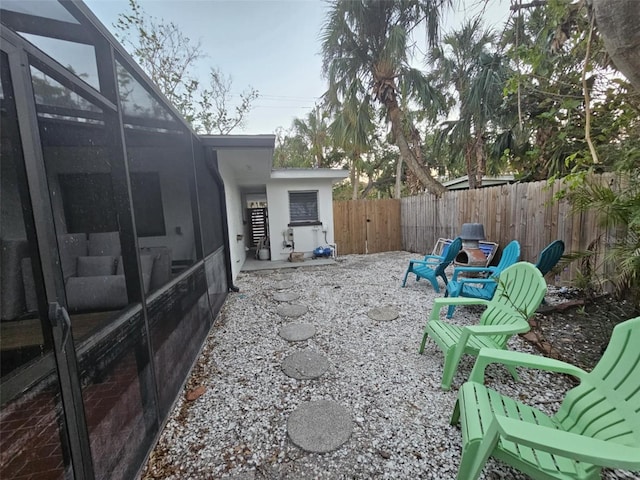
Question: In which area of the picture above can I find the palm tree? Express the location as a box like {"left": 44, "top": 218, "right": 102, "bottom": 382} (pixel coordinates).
{"left": 329, "top": 79, "right": 376, "bottom": 199}
{"left": 321, "top": 0, "right": 450, "bottom": 196}
{"left": 292, "top": 107, "right": 331, "bottom": 168}
{"left": 430, "top": 19, "right": 508, "bottom": 188}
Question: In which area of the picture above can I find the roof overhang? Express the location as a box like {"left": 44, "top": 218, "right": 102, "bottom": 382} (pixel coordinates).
{"left": 271, "top": 168, "right": 350, "bottom": 184}
{"left": 443, "top": 175, "right": 515, "bottom": 190}
{"left": 200, "top": 134, "right": 276, "bottom": 150}
{"left": 203, "top": 134, "right": 349, "bottom": 186}
{"left": 202, "top": 135, "right": 275, "bottom": 186}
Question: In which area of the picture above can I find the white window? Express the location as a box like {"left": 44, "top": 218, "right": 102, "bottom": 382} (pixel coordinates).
{"left": 289, "top": 191, "right": 319, "bottom": 225}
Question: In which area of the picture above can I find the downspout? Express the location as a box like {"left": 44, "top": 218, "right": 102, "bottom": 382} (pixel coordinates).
{"left": 205, "top": 149, "right": 240, "bottom": 292}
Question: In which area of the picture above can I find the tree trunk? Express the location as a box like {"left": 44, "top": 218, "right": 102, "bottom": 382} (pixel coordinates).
{"left": 394, "top": 156, "right": 403, "bottom": 199}
{"left": 386, "top": 104, "right": 446, "bottom": 196}
{"left": 351, "top": 159, "right": 359, "bottom": 200}
{"left": 593, "top": 0, "right": 640, "bottom": 92}
{"left": 475, "top": 131, "right": 486, "bottom": 188}
{"left": 465, "top": 140, "right": 478, "bottom": 189}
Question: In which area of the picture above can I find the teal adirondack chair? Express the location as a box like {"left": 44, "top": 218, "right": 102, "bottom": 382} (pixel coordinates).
{"left": 445, "top": 240, "right": 521, "bottom": 318}
{"left": 451, "top": 316, "right": 640, "bottom": 480}
{"left": 420, "top": 262, "right": 546, "bottom": 390}
{"left": 535, "top": 239, "right": 565, "bottom": 276}
{"left": 402, "top": 237, "right": 463, "bottom": 293}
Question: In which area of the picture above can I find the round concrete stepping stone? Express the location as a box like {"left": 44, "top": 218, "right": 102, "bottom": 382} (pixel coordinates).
{"left": 277, "top": 304, "right": 308, "bottom": 318}
{"left": 287, "top": 400, "right": 353, "bottom": 453}
{"left": 281, "top": 350, "right": 328, "bottom": 380}
{"left": 272, "top": 281, "right": 294, "bottom": 290}
{"left": 367, "top": 306, "right": 399, "bottom": 321}
{"left": 272, "top": 291, "right": 300, "bottom": 302}
{"left": 279, "top": 323, "right": 316, "bottom": 342}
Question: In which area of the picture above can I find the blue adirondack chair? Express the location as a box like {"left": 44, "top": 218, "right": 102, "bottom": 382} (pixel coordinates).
{"left": 402, "top": 237, "right": 463, "bottom": 293}
{"left": 445, "top": 240, "right": 521, "bottom": 318}
{"left": 451, "top": 316, "right": 640, "bottom": 480}
{"left": 535, "top": 239, "right": 565, "bottom": 276}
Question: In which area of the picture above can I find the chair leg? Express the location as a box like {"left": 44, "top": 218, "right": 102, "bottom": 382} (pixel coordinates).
{"left": 447, "top": 304, "right": 456, "bottom": 318}
{"left": 457, "top": 421, "right": 500, "bottom": 480}
{"left": 450, "top": 398, "right": 461, "bottom": 425}
{"left": 505, "top": 364, "right": 519, "bottom": 382}
{"left": 429, "top": 277, "right": 440, "bottom": 293}
{"left": 456, "top": 442, "right": 481, "bottom": 480}
{"left": 401, "top": 268, "right": 411, "bottom": 287}
{"left": 419, "top": 329, "right": 430, "bottom": 354}
{"left": 441, "top": 348, "right": 463, "bottom": 390}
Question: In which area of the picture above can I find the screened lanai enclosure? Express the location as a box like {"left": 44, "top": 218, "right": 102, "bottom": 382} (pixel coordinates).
{"left": 0, "top": 1, "right": 232, "bottom": 478}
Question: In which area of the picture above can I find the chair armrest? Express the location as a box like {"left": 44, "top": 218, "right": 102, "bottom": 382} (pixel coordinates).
{"left": 469, "top": 348, "right": 588, "bottom": 383}
{"left": 422, "top": 254, "right": 444, "bottom": 262}
{"left": 430, "top": 297, "right": 489, "bottom": 320}
{"left": 455, "top": 277, "right": 497, "bottom": 286}
{"left": 410, "top": 259, "right": 439, "bottom": 267}
{"left": 452, "top": 266, "right": 496, "bottom": 281}
{"left": 464, "top": 323, "right": 529, "bottom": 337}
{"left": 492, "top": 415, "right": 640, "bottom": 471}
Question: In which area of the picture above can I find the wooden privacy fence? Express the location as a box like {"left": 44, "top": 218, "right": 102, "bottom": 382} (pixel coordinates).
{"left": 333, "top": 199, "right": 402, "bottom": 254}
{"left": 402, "top": 174, "right": 620, "bottom": 285}
{"left": 332, "top": 174, "right": 621, "bottom": 285}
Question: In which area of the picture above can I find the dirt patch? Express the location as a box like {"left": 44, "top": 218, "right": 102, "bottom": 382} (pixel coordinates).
{"left": 526, "top": 289, "right": 639, "bottom": 371}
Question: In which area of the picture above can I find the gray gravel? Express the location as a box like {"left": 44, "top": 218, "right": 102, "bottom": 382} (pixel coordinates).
{"left": 143, "top": 251, "right": 637, "bottom": 480}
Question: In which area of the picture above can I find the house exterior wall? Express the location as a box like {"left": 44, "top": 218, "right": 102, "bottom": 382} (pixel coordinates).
{"left": 266, "top": 178, "right": 336, "bottom": 262}
{"left": 217, "top": 160, "right": 246, "bottom": 280}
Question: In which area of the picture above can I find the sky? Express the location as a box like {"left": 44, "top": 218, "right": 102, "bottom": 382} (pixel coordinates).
{"left": 83, "top": 0, "right": 512, "bottom": 135}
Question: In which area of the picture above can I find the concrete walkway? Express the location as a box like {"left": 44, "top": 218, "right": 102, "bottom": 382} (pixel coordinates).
{"left": 241, "top": 256, "right": 336, "bottom": 272}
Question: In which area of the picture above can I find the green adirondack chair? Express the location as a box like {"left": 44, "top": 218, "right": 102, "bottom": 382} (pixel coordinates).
{"left": 402, "top": 237, "right": 463, "bottom": 293}
{"left": 451, "top": 316, "right": 640, "bottom": 480}
{"left": 420, "top": 262, "right": 546, "bottom": 390}
{"left": 445, "top": 240, "right": 521, "bottom": 318}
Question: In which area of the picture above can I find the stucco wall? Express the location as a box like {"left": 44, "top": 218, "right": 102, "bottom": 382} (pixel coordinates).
{"left": 216, "top": 161, "right": 246, "bottom": 280}
{"left": 266, "top": 178, "right": 336, "bottom": 262}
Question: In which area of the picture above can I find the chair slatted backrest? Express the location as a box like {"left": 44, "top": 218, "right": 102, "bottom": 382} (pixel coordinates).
{"left": 479, "top": 262, "right": 546, "bottom": 347}
{"left": 434, "top": 237, "right": 462, "bottom": 277}
{"left": 494, "top": 240, "right": 521, "bottom": 272}
{"left": 555, "top": 317, "right": 640, "bottom": 446}
{"left": 535, "top": 239, "right": 565, "bottom": 276}
{"left": 471, "top": 240, "right": 521, "bottom": 299}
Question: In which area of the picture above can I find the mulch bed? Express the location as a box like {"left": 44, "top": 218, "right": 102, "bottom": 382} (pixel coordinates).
{"left": 523, "top": 292, "right": 638, "bottom": 372}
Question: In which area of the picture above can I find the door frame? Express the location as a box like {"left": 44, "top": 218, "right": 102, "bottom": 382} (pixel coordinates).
{"left": 2, "top": 30, "right": 95, "bottom": 479}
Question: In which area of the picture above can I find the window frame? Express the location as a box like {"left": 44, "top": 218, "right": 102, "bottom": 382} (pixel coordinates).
{"left": 288, "top": 190, "right": 321, "bottom": 226}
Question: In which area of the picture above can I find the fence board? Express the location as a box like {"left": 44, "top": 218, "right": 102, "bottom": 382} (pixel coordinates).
{"left": 334, "top": 174, "right": 620, "bottom": 286}
{"left": 401, "top": 174, "right": 618, "bottom": 285}
{"left": 334, "top": 199, "right": 401, "bottom": 254}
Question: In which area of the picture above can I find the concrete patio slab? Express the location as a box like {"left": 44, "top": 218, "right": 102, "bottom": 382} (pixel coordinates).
{"left": 287, "top": 400, "right": 353, "bottom": 453}
{"left": 281, "top": 350, "right": 328, "bottom": 380}
{"left": 242, "top": 257, "right": 336, "bottom": 272}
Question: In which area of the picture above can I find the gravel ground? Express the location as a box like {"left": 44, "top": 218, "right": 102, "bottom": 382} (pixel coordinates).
{"left": 142, "top": 251, "right": 638, "bottom": 480}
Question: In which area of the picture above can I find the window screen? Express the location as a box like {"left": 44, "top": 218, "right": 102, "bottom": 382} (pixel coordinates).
{"left": 289, "top": 191, "right": 319, "bottom": 224}
{"left": 130, "top": 172, "right": 166, "bottom": 237}
{"left": 59, "top": 173, "right": 118, "bottom": 233}
{"left": 59, "top": 172, "right": 166, "bottom": 237}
